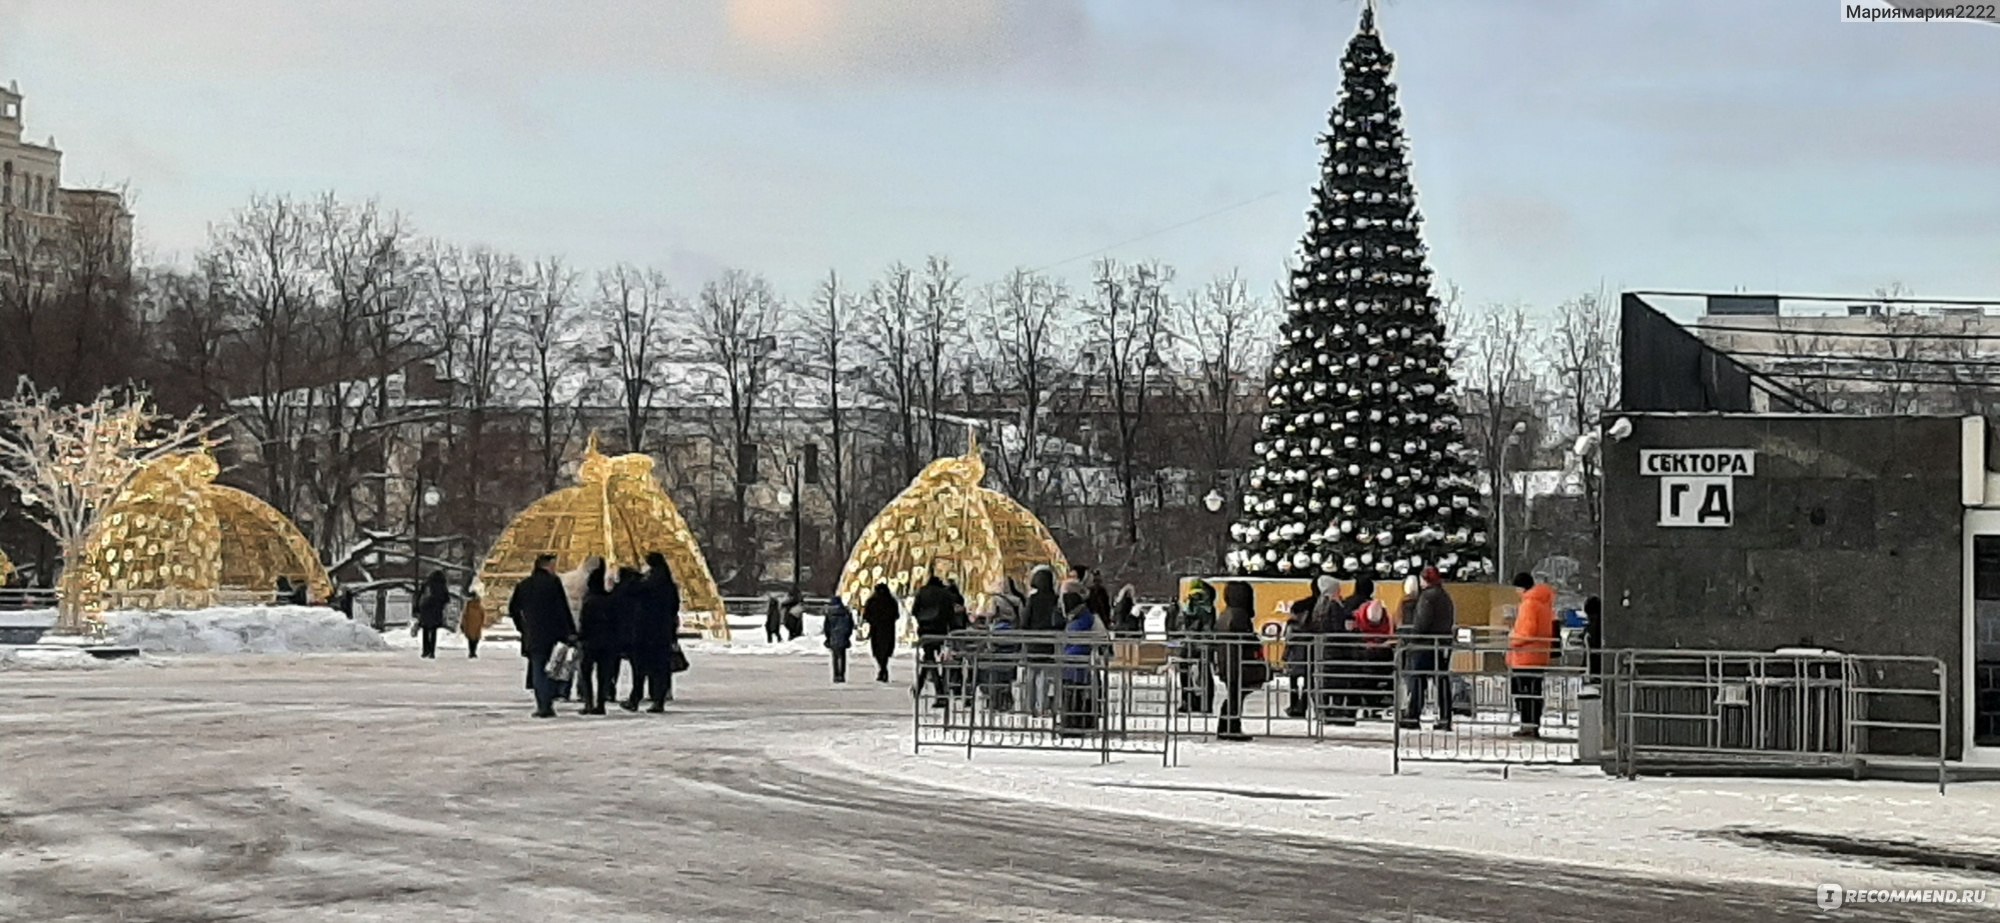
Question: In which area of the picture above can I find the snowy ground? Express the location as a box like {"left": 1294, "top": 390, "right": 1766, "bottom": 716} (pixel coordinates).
{"left": 0, "top": 651, "right": 1991, "bottom": 921}
{"left": 816, "top": 726, "right": 2000, "bottom": 896}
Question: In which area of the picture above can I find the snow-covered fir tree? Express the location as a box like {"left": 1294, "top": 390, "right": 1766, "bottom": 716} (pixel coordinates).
{"left": 1229, "top": 4, "right": 1490, "bottom": 582}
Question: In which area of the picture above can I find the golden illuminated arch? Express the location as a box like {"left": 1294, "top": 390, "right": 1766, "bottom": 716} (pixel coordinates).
{"left": 836, "top": 434, "right": 1067, "bottom": 617}
{"left": 69, "top": 451, "right": 332, "bottom": 612}
{"left": 476, "top": 433, "right": 727, "bottom": 638}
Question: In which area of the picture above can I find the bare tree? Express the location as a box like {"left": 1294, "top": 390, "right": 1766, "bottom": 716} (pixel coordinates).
{"left": 420, "top": 242, "right": 526, "bottom": 551}
{"left": 1174, "top": 270, "right": 1271, "bottom": 514}
{"left": 916, "top": 255, "right": 968, "bottom": 453}
{"left": 209, "top": 195, "right": 319, "bottom": 520}
{"left": 973, "top": 268, "right": 1078, "bottom": 510}
{"left": 805, "top": 269, "right": 860, "bottom": 561}
{"left": 1461, "top": 303, "right": 1539, "bottom": 546}
{"left": 0, "top": 383, "right": 223, "bottom": 631}
{"left": 593, "top": 264, "right": 677, "bottom": 453}
{"left": 1544, "top": 290, "right": 1619, "bottom": 529}
{"left": 1084, "top": 259, "right": 1172, "bottom": 547}
{"left": 860, "top": 262, "right": 924, "bottom": 481}
{"left": 689, "top": 269, "right": 786, "bottom": 569}
{"left": 513, "top": 257, "right": 586, "bottom": 493}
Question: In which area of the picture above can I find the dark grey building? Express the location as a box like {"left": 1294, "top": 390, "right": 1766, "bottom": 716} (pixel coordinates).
{"left": 1607, "top": 292, "right": 2000, "bottom": 762}
{"left": 1600, "top": 412, "right": 1987, "bottom": 757}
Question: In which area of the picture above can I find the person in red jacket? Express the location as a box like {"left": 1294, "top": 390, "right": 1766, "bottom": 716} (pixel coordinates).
{"left": 1507, "top": 572, "right": 1559, "bottom": 738}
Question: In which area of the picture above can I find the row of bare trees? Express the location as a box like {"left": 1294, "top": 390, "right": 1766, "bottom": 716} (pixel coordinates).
{"left": 5, "top": 191, "right": 1290, "bottom": 591}
{"left": 1453, "top": 291, "right": 1620, "bottom": 591}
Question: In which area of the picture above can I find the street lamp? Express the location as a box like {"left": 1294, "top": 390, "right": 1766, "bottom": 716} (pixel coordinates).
{"left": 776, "top": 457, "right": 803, "bottom": 597}
{"left": 1497, "top": 420, "right": 1528, "bottom": 581}
{"left": 1202, "top": 488, "right": 1227, "bottom": 574}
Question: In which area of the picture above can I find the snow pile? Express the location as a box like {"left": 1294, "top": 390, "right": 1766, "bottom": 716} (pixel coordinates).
{"left": 810, "top": 728, "right": 2000, "bottom": 893}
{"left": 0, "top": 645, "right": 115, "bottom": 671}
{"left": 686, "top": 619, "right": 829, "bottom": 658}
{"left": 101, "top": 606, "right": 390, "bottom": 654}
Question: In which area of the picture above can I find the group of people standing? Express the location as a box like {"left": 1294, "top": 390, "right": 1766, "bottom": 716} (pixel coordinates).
{"left": 506, "top": 552, "right": 684, "bottom": 719}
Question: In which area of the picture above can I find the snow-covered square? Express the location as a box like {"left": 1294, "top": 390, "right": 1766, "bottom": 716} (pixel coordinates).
{"left": 0, "top": 645, "right": 1992, "bottom": 922}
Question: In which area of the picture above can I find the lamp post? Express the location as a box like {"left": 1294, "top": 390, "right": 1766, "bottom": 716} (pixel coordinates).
{"left": 1203, "top": 488, "right": 1226, "bottom": 574}
{"left": 1497, "top": 420, "right": 1527, "bottom": 581}
{"left": 776, "top": 457, "right": 802, "bottom": 597}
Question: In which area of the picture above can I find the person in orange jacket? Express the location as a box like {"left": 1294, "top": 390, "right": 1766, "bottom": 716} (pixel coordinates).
{"left": 461, "top": 592, "right": 486, "bottom": 659}
{"left": 1507, "top": 572, "right": 1558, "bottom": 738}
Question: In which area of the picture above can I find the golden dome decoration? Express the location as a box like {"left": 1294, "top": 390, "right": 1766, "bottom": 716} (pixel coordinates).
{"left": 475, "top": 432, "right": 727, "bottom": 639}
{"left": 836, "top": 433, "right": 1067, "bottom": 616}
{"left": 69, "top": 451, "right": 331, "bottom": 612}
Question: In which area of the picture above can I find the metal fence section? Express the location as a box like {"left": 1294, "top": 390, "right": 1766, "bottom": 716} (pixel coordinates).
{"left": 0, "top": 588, "right": 58, "bottom": 612}
{"left": 912, "top": 630, "right": 1179, "bottom": 766}
{"left": 1391, "top": 634, "right": 1586, "bottom": 772}
{"left": 1610, "top": 649, "right": 1948, "bottom": 790}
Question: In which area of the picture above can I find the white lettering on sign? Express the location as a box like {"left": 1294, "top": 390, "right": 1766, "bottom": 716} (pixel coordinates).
{"left": 1640, "top": 449, "right": 1755, "bottom": 477}
{"left": 1658, "top": 476, "right": 1734, "bottom": 528}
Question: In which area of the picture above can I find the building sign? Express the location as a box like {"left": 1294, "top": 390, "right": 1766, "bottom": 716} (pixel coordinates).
{"left": 1639, "top": 449, "right": 1755, "bottom": 477}
{"left": 1642, "top": 449, "right": 1754, "bottom": 528}
{"left": 1658, "top": 476, "right": 1734, "bottom": 527}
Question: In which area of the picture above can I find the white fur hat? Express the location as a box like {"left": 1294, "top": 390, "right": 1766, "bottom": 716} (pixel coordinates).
{"left": 1403, "top": 575, "right": 1421, "bottom": 596}
{"left": 1315, "top": 575, "right": 1338, "bottom": 594}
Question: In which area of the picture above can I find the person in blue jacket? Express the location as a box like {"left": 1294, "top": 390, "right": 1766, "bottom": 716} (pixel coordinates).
{"left": 1057, "top": 594, "right": 1104, "bottom": 736}
{"left": 822, "top": 596, "right": 856, "bottom": 684}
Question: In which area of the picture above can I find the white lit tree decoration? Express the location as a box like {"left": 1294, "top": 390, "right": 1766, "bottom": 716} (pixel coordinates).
{"left": 1229, "top": 4, "right": 1490, "bottom": 581}
{"left": 0, "top": 381, "right": 224, "bottom": 634}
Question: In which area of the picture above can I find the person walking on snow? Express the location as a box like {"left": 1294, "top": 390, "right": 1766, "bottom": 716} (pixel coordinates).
{"left": 460, "top": 589, "right": 486, "bottom": 659}
{"left": 862, "top": 583, "right": 901, "bottom": 683}
{"left": 414, "top": 569, "right": 450, "bottom": 660}
{"left": 1401, "top": 567, "right": 1457, "bottom": 731}
{"left": 1019, "top": 565, "right": 1061, "bottom": 715}
{"left": 1215, "top": 580, "right": 1265, "bottom": 742}
{"left": 1508, "top": 572, "right": 1558, "bottom": 738}
{"left": 822, "top": 596, "right": 856, "bottom": 683}
{"left": 624, "top": 553, "right": 681, "bottom": 712}
{"left": 508, "top": 553, "right": 576, "bottom": 719}
{"left": 912, "top": 574, "right": 959, "bottom": 708}
{"left": 764, "top": 594, "right": 784, "bottom": 644}
{"left": 575, "top": 564, "right": 619, "bottom": 715}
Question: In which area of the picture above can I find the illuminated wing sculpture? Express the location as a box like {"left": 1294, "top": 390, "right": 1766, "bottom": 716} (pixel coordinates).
{"left": 71, "top": 451, "right": 331, "bottom": 612}
{"left": 475, "top": 433, "right": 727, "bottom": 639}
{"left": 836, "top": 434, "right": 1067, "bottom": 620}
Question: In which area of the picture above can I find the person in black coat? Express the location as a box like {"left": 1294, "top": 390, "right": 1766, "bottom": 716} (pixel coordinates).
{"left": 507, "top": 554, "right": 576, "bottom": 719}
{"left": 414, "top": 569, "right": 450, "bottom": 660}
{"left": 782, "top": 589, "right": 805, "bottom": 641}
{"left": 1215, "top": 580, "right": 1264, "bottom": 741}
{"left": 623, "top": 553, "right": 680, "bottom": 713}
{"left": 862, "top": 583, "right": 901, "bottom": 683}
{"left": 1084, "top": 569, "right": 1112, "bottom": 624}
{"left": 1019, "top": 565, "right": 1060, "bottom": 716}
{"left": 912, "top": 575, "right": 958, "bottom": 707}
{"left": 764, "top": 595, "right": 784, "bottom": 644}
{"left": 574, "top": 564, "right": 619, "bottom": 715}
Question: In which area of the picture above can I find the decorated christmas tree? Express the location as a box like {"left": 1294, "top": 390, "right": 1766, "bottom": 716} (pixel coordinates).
{"left": 1229, "top": 4, "right": 1490, "bottom": 582}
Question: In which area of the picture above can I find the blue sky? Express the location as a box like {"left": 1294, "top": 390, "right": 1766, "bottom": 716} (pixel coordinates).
{"left": 4, "top": 0, "right": 1997, "bottom": 316}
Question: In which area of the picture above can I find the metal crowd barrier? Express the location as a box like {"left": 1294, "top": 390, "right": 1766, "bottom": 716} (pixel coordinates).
{"left": 0, "top": 588, "right": 58, "bottom": 612}
{"left": 912, "top": 630, "right": 1179, "bottom": 766}
{"left": 1610, "top": 649, "right": 1948, "bottom": 791}
{"left": 1391, "top": 635, "right": 1586, "bottom": 772}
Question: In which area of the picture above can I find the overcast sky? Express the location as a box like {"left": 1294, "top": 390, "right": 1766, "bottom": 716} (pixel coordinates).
{"left": 4, "top": 0, "right": 1996, "bottom": 315}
